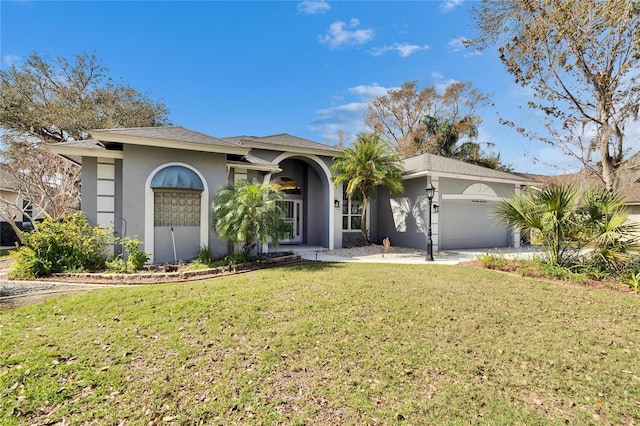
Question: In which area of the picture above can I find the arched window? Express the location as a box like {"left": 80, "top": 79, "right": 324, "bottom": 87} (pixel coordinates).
{"left": 151, "top": 165, "right": 204, "bottom": 226}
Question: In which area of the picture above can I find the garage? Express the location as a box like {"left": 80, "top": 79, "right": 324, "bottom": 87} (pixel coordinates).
{"left": 438, "top": 198, "right": 509, "bottom": 250}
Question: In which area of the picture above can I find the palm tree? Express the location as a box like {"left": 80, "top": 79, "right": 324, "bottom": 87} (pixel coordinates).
{"left": 495, "top": 184, "right": 578, "bottom": 265}
{"left": 420, "top": 115, "right": 478, "bottom": 158}
{"left": 495, "top": 183, "right": 637, "bottom": 267}
{"left": 212, "top": 180, "right": 292, "bottom": 259}
{"left": 332, "top": 133, "right": 404, "bottom": 245}
{"left": 577, "top": 188, "right": 639, "bottom": 270}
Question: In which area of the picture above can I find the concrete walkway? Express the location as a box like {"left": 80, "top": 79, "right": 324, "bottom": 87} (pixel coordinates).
{"left": 282, "top": 245, "right": 544, "bottom": 265}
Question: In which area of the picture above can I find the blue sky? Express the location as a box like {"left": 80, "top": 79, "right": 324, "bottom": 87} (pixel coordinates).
{"left": 1, "top": 0, "right": 619, "bottom": 174}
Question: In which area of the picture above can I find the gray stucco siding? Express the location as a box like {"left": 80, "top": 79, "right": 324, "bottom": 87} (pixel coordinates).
{"left": 374, "top": 177, "right": 517, "bottom": 251}
{"left": 121, "top": 145, "right": 228, "bottom": 261}
{"left": 374, "top": 178, "right": 430, "bottom": 251}
{"left": 154, "top": 226, "right": 200, "bottom": 262}
{"left": 81, "top": 157, "right": 98, "bottom": 226}
{"left": 438, "top": 177, "right": 515, "bottom": 198}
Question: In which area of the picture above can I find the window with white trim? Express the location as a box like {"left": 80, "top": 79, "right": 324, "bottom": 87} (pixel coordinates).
{"left": 342, "top": 188, "right": 363, "bottom": 230}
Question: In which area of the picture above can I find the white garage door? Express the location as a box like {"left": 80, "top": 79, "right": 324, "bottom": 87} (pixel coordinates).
{"left": 439, "top": 200, "right": 508, "bottom": 250}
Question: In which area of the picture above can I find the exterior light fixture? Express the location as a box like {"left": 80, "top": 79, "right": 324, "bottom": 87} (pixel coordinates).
{"left": 334, "top": 199, "right": 340, "bottom": 208}
{"left": 425, "top": 181, "right": 436, "bottom": 261}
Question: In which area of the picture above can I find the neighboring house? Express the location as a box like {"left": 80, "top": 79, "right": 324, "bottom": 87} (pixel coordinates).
{"left": 49, "top": 126, "right": 532, "bottom": 263}
{"left": 0, "top": 163, "right": 38, "bottom": 246}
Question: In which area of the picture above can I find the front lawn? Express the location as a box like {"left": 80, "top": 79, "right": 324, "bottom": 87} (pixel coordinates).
{"left": 1, "top": 263, "right": 639, "bottom": 424}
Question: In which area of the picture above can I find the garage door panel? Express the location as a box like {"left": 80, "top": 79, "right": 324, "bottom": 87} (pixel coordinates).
{"left": 439, "top": 200, "right": 508, "bottom": 250}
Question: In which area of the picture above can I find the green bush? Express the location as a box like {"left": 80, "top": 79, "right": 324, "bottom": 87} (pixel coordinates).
{"left": 107, "top": 237, "right": 149, "bottom": 273}
{"left": 476, "top": 253, "right": 508, "bottom": 270}
{"left": 195, "top": 245, "right": 214, "bottom": 265}
{"left": 536, "top": 260, "right": 588, "bottom": 284}
{"left": 9, "top": 212, "right": 113, "bottom": 278}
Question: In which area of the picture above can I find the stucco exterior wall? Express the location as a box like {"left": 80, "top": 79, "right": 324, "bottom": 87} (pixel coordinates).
{"left": 628, "top": 206, "right": 640, "bottom": 238}
{"left": 374, "top": 178, "right": 430, "bottom": 251}
{"left": 121, "top": 145, "right": 228, "bottom": 262}
{"left": 81, "top": 157, "right": 98, "bottom": 225}
{"left": 374, "top": 177, "right": 518, "bottom": 251}
{"left": 438, "top": 177, "right": 514, "bottom": 198}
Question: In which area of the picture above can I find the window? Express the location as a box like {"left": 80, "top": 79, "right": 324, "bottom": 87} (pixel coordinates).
{"left": 153, "top": 190, "right": 201, "bottom": 226}
{"left": 342, "top": 189, "right": 363, "bottom": 230}
{"left": 22, "top": 199, "right": 33, "bottom": 228}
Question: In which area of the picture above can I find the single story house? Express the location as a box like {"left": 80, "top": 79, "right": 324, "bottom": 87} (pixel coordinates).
{"left": 49, "top": 126, "right": 532, "bottom": 263}
{"left": 0, "top": 163, "right": 40, "bottom": 246}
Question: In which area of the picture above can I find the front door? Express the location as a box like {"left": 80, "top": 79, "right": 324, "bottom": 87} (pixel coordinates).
{"left": 279, "top": 199, "right": 303, "bottom": 243}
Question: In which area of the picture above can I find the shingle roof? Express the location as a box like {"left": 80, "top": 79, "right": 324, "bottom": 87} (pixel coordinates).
{"left": 50, "top": 140, "right": 105, "bottom": 150}
{"left": 403, "top": 153, "right": 529, "bottom": 182}
{"left": 91, "top": 126, "right": 242, "bottom": 148}
{"left": 0, "top": 163, "right": 19, "bottom": 190}
{"left": 229, "top": 133, "right": 343, "bottom": 153}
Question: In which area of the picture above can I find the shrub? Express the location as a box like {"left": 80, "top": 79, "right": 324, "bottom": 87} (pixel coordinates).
{"left": 196, "top": 245, "right": 214, "bottom": 265}
{"left": 536, "top": 260, "right": 587, "bottom": 284}
{"left": 476, "top": 253, "right": 508, "bottom": 270}
{"left": 107, "top": 237, "right": 149, "bottom": 273}
{"left": 9, "top": 212, "right": 113, "bottom": 278}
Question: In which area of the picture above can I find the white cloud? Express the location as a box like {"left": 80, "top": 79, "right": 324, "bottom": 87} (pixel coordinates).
{"left": 447, "top": 36, "right": 481, "bottom": 56}
{"left": 310, "top": 83, "right": 395, "bottom": 142}
{"left": 297, "top": 1, "right": 330, "bottom": 15}
{"left": 2, "top": 54, "right": 21, "bottom": 68}
{"left": 434, "top": 78, "right": 459, "bottom": 93}
{"left": 431, "top": 72, "right": 444, "bottom": 80}
{"left": 319, "top": 18, "right": 374, "bottom": 50}
{"left": 348, "top": 82, "right": 393, "bottom": 99}
{"left": 370, "top": 43, "right": 430, "bottom": 58}
{"left": 625, "top": 119, "right": 640, "bottom": 153}
{"left": 440, "top": 0, "right": 463, "bottom": 12}
{"left": 310, "top": 102, "right": 370, "bottom": 141}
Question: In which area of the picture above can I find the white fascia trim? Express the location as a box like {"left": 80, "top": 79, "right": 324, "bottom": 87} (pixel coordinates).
{"left": 90, "top": 132, "right": 249, "bottom": 156}
{"left": 244, "top": 141, "right": 342, "bottom": 157}
{"left": 403, "top": 170, "right": 533, "bottom": 186}
{"left": 226, "top": 161, "right": 282, "bottom": 173}
{"left": 48, "top": 145, "right": 124, "bottom": 159}
{"left": 144, "top": 162, "right": 209, "bottom": 264}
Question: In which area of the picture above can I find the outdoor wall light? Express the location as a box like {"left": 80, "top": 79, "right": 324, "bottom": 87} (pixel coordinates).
{"left": 433, "top": 204, "right": 439, "bottom": 213}
{"left": 334, "top": 199, "right": 340, "bottom": 208}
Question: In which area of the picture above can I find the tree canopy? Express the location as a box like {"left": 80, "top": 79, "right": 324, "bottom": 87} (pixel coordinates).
{"left": 331, "top": 133, "right": 404, "bottom": 245}
{"left": 365, "top": 80, "right": 509, "bottom": 170}
{"left": 469, "top": 0, "right": 640, "bottom": 190}
{"left": 1, "top": 51, "right": 170, "bottom": 143}
{"left": 0, "top": 51, "right": 170, "bottom": 243}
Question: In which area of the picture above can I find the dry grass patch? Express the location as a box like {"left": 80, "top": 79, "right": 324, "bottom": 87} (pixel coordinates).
{"left": 1, "top": 262, "right": 639, "bottom": 425}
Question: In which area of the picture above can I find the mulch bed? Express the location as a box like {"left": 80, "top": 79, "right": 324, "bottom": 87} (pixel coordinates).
{"left": 461, "top": 260, "right": 639, "bottom": 296}
{"left": 31, "top": 254, "right": 303, "bottom": 285}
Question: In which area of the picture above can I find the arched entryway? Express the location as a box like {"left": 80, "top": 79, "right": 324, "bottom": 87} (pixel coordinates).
{"left": 270, "top": 153, "right": 335, "bottom": 249}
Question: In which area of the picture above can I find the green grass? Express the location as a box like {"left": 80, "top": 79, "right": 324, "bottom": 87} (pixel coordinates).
{"left": 1, "top": 262, "right": 639, "bottom": 425}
